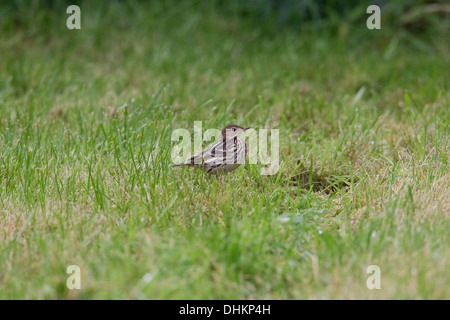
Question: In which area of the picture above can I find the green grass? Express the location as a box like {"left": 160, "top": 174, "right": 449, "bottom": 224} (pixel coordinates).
{"left": 0, "top": 1, "right": 449, "bottom": 299}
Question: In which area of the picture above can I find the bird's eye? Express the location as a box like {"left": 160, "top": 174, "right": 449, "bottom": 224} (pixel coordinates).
{"left": 232, "top": 128, "right": 236, "bottom": 132}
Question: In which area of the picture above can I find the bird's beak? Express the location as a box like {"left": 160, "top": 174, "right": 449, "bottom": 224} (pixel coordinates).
{"left": 242, "top": 127, "right": 251, "bottom": 131}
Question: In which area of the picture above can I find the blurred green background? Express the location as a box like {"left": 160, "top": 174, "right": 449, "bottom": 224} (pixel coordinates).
{"left": 0, "top": 0, "right": 448, "bottom": 299}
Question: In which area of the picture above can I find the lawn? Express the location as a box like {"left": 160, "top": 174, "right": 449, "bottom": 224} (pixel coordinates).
{"left": 0, "top": 1, "right": 449, "bottom": 299}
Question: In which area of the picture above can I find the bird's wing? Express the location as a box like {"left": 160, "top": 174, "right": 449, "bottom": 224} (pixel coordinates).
{"left": 202, "top": 140, "right": 227, "bottom": 165}
{"left": 203, "top": 138, "right": 245, "bottom": 166}
{"left": 182, "top": 140, "right": 224, "bottom": 166}
{"left": 181, "top": 138, "right": 245, "bottom": 167}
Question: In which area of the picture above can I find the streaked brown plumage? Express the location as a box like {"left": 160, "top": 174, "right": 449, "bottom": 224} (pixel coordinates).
{"left": 172, "top": 124, "right": 250, "bottom": 176}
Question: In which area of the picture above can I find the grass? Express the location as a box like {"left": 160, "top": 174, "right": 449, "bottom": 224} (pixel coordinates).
{"left": 0, "top": 1, "right": 449, "bottom": 299}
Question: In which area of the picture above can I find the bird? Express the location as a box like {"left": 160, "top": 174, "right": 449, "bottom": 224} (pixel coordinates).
{"left": 172, "top": 124, "right": 251, "bottom": 176}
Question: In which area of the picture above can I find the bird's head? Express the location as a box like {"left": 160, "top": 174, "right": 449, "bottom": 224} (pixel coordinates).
{"left": 221, "top": 124, "right": 251, "bottom": 139}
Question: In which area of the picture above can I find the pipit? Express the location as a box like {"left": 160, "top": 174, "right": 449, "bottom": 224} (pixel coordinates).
{"left": 173, "top": 124, "right": 251, "bottom": 176}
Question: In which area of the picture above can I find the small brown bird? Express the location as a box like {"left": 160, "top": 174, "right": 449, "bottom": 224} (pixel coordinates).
{"left": 173, "top": 124, "right": 251, "bottom": 176}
